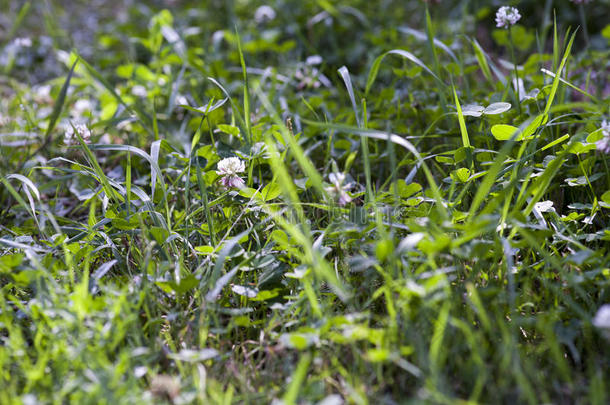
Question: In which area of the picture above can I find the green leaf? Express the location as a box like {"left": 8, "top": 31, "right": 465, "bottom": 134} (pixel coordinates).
{"left": 521, "top": 114, "right": 548, "bottom": 139}
{"left": 601, "top": 191, "right": 610, "bottom": 207}
{"left": 261, "top": 183, "right": 282, "bottom": 201}
{"left": 367, "top": 348, "right": 390, "bottom": 362}
{"left": 217, "top": 124, "right": 241, "bottom": 137}
{"left": 195, "top": 245, "right": 215, "bottom": 255}
{"left": 0, "top": 253, "right": 24, "bottom": 272}
{"left": 483, "top": 102, "right": 511, "bottom": 115}
{"left": 461, "top": 104, "right": 485, "bottom": 117}
{"left": 238, "top": 187, "right": 262, "bottom": 200}
{"left": 396, "top": 181, "right": 422, "bottom": 198}
{"left": 491, "top": 124, "right": 520, "bottom": 141}
{"left": 156, "top": 274, "right": 198, "bottom": 294}
{"left": 451, "top": 168, "right": 471, "bottom": 183}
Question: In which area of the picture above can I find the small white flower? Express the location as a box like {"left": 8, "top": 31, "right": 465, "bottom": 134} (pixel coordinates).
{"left": 601, "top": 120, "right": 610, "bottom": 136}
{"left": 596, "top": 120, "right": 610, "bottom": 154}
{"left": 495, "top": 6, "right": 521, "bottom": 29}
{"left": 305, "top": 55, "right": 323, "bottom": 66}
{"left": 570, "top": 0, "right": 591, "bottom": 4}
{"left": 64, "top": 124, "right": 91, "bottom": 145}
{"left": 593, "top": 304, "right": 610, "bottom": 329}
{"left": 131, "top": 85, "right": 148, "bottom": 97}
{"left": 0, "top": 112, "right": 10, "bottom": 126}
{"left": 13, "top": 37, "right": 32, "bottom": 47}
{"left": 174, "top": 94, "right": 188, "bottom": 106}
{"left": 294, "top": 66, "right": 331, "bottom": 90}
{"left": 33, "top": 84, "right": 52, "bottom": 104}
{"left": 254, "top": 5, "right": 276, "bottom": 24}
{"left": 325, "top": 172, "right": 352, "bottom": 206}
{"left": 211, "top": 30, "right": 225, "bottom": 48}
{"left": 216, "top": 157, "right": 246, "bottom": 189}
{"left": 72, "top": 99, "right": 93, "bottom": 116}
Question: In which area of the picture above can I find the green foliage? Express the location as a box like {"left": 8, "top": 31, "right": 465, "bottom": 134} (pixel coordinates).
{"left": 0, "top": 0, "right": 609, "bottom": 404}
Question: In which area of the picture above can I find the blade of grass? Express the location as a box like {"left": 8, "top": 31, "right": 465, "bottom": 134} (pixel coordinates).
{"left": 453, "top": 87, "right": 473, "bottom": 168}
{"left": 235, "top": 29, "right": 252, "bottom": 148}
{"left": 5, "top": 2, "right": 31, "bottom": 44}
{"left": 338, "top": 66, "right": 373, "bottom": 202}
{"left": 543, "top": 31, "right": 576, "bottom": 116}
{"left": 365, "top": 49, "right": 443, "bottom": 96}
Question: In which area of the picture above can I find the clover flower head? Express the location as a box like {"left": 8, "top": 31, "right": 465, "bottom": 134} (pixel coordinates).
{"left": 216, "top": 157, "right": 246, "bottom": 189}
{"left": 13, "top": 37, "right": 32, "bottom": 48}
{"left": 325, "top": 172, "right": 352, "bottom": 206}
{"left": 601, "top": 120, "right": 610, "bottom": 136}
{"left": 64, "top": 124, "right": 91, "bottom": 145}
{"left": 131, "top": 85, "right": 148, "bottom": 98}
{"left": 0, "top": 112, "right": 9, "bottom": 126}
{"left": 593, "top": 304, "right": 610, "bottom": 329}
{"left": 254, "top": 5, "right": 276, "bottom": 24}
{"left": 596, "top": 120, "right": 610, "bottom": 154}
{"left": 570, "top": 0, "right": 591, "bottom": 4}
{"left": 495, "top": 6, "right": 521, "bottom": 29}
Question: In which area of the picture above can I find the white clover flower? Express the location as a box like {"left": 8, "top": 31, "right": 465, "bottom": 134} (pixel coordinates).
{"left": 13, "top": 37, "right": 32, "bottom": 47}
{"left": 570, "top": 0, "right": 592, "bottom": 4}
{"left": 601, "top": 120, "right": 610, "bottom": 135}
{"left": 495, "top": 6, "right": 521, "bottom": 29}
{"left": 325, "top": 172, "right": 352, "bottom": 206}
{"left": 33, "top": 84, "right": 52, "bottom": 104}
{"left": 216, "top": 157, "right": 246, "bottom": 189}
{"left": 64, "top": 124, "right": 91, "bottom": 145}
{"left": 131, "top": 85, "right": 148, "bottom": 98}
{"left": 0, "top": 112, "right": 9, "bottom": 126}
{"left": 72, "top": 99, "right": 93, "bottom": 116}
{"left": 596, "top": 120, "right": 610, "bottom": 154}
{"left": 294, "top": 65, "right": 331, "bottom": 90}
{"left": 305, "top": 55, "right": 323, "bottom": 66}
{"left": 254, "top": 5, "right": 276, "bottom": 24}
{"left": 593, "top": 304, "right": 610, "bottom": 329}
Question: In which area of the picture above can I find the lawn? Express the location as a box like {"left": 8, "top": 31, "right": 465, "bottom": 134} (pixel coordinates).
{"left": 0, "top": 0, "right": 609, "bottom": 403}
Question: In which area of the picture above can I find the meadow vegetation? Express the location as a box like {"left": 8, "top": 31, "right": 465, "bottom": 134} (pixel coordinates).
{"left": 0, "top": 0, "right": 609, "bottom": 403}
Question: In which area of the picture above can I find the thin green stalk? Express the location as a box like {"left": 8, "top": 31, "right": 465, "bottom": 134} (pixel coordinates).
{"left": 196, "top": 164, "right": 216, "bottom": 246}
{"left": 508, "top": 27, "right": 522, "bottom": 116}
{"left": 578, "top": 4, "right": 589, "bottom": 48}
{"left": 361, "top": 98, "right": 374, "bottom": 204}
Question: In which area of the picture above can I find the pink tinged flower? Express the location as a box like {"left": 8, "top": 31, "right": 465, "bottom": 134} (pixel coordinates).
{"left": 216, "top": 157, "right": 246, "bottom": 189}
{"left": 495, "top": 6, "right": 521, "bottom": 29}
{"left": 325, "top": 172, "right": 352, "bottom": 206}
{"left": 219, "top": 175, "right": 245, "bottom": 189}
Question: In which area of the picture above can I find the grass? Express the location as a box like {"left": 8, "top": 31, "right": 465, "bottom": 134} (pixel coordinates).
{"left": 1, "top": 0, "right": 609, "bottom": 403}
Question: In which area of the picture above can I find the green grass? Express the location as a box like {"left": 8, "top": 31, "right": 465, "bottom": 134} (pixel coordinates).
{"left": 1, "top": 0, "right": 609, "bottom": 403}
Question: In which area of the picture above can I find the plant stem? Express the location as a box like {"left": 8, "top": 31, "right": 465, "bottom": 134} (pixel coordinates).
{"left": 578, "top": 4, "right": 590, "bottom": 48}
{"left": 508, "top": 27, "right": 522, "bottom": 116}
